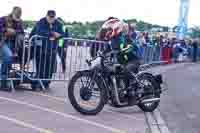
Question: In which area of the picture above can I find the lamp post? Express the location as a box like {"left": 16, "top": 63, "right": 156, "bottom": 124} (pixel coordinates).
{"left": 176, "top": 0, "right": 190, "bottom": 40}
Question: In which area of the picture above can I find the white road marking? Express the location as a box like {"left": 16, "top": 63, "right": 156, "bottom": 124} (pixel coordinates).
{"left": 153, "top": 110, "right": 171, "bottom": 133}
{"left": 26, "top": 91, "right": 145, "bottom": 121}
{"left": 145, "top": 112, "right": 160, "bottom": 133}
{"left": 0, "top": 114, "right": 54, "bottom": 133}
{"left": 0, "top": 96, "right": 125, "bottom": 133}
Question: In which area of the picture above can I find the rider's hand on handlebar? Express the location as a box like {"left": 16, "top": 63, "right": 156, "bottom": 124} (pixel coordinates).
{"left": 121, "top": 44, "right": 132, "bottom": 52}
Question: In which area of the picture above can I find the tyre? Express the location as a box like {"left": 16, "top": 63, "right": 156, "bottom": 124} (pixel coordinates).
{"left": 137, "top": 73, "right": 160, "bottom": 112}
{"left": 68, "top": 71, "right": 107, "bottom": 115}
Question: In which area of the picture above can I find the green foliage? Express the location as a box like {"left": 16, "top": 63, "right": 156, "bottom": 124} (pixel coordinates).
{"left": 189, "top": 27, "right": 200, "bottom": 38}
{"left": 23, "top": 20, "right": 36, "bottom": 29}
{"left": 23, "top": 18, "right": 171, "bottom": 38}
{"left": 163, "top": 26, "right": 169, "bottom": 32}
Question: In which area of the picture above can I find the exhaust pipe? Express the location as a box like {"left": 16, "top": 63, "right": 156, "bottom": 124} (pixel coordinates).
{"left": 141, "top": 98, "right": 160, "bottom": 104}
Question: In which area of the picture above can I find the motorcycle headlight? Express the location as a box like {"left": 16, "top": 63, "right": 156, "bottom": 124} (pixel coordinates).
{"left": 91, "top": 57, "right": 101, "bottom": 68}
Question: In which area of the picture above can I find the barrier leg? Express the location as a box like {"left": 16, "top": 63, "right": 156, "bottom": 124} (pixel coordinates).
{"left": 10, "top": 80, "right": 15, "bottom": 93}
{"left": 39, "top": 80, "right": 46, "bottom": 91}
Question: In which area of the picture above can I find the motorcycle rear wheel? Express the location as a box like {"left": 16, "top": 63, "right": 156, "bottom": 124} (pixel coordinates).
{"left": 137, "top": 73, "right": 160, "bottom": 112}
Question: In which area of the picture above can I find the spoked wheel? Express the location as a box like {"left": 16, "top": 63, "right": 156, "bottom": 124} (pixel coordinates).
{"left": 137, "top": 73, "right": 160, "bottom": 112}
{"left": 68, "top": 71, "right": 107, "bottom": 115}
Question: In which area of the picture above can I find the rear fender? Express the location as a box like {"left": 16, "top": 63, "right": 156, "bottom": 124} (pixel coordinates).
{"left": 154, "top": 74, "right": 163, "bottom": 84}
{"left": 137, "top": 72, "right": 162, "bottom": 93}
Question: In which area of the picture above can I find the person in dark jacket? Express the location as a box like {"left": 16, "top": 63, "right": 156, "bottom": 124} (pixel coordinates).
{"left": 0, "top": 7, "right": 24, "bottom": 90}
{"left": 192, "top": 39, "right": 198, "bottom": 62}
{"left": 30, "top": 10, "right": 64, "bottom": 89}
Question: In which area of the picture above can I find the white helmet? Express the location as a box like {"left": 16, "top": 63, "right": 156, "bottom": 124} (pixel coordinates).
{"left": 101, "top": 18, "right": 128, "bottom": 39}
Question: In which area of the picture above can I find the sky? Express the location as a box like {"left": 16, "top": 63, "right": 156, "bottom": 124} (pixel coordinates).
{"left": 0, "top": 0, "right": 199, "bottom": 27}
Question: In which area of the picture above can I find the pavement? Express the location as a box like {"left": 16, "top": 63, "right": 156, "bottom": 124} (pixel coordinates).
{"left": 0, "top": 62, "right": 199, "bottom": 133}
{"left": 159, "top": 63, "right": 200, "bottom": 133}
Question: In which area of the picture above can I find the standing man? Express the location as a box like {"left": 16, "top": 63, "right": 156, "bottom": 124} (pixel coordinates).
{"left": 30, "top": 10, "right": 64, "bottom": 89}
{"left": 0, "top": 7, "right": 24, "bottom": 90}
{"left": 192, "top": 38, "right": 198, "bottom": 62}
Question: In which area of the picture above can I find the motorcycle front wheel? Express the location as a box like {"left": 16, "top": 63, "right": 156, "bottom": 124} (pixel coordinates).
{"left": 68, "top": 70, "right": 107, "bottom": 115}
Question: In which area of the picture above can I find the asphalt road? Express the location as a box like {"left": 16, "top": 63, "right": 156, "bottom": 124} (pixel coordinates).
{"left": 0, "top": 87, "right": 148, "bottom": 133}
{"left": 159, "top": 63, "right": 200, "bottom": 133}
{"left": 0, "top": 62, "right": 200, "bottom": 133}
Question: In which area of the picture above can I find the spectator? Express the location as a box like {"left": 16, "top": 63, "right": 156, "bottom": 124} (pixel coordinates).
{"left": 186, "top": 39, "right": 192, "bottom": 59}
{"left": 152, "top": 36, "right": 158, "bottom": 46}
{"left": 30, "top": 10, "right": 64, "bottom": 90}
{"left": 173, "top": 39, "right": 187, "bottom": 62}
{"left": 144, "top": 32, "right": 150, "bottom": 45}
{"left": 128, "top": 23, "right": 137, "bottom": 41}
{"left": 138, "top": 32, "right": 146, "bottom": 46}
{"left": 125, "top": 26, "right": 142, "bottom": 60}
{"left": 192, "top": 38, "right": 198, "bottom": 62}
{"left": 152, "top": 36, "right": 162, "bottom": 61}
{"left": 173, "top": 39, "right": 181, "bottom": 62}
{"left": 137, "top": 33, "right": 146, "bottom": 58}
{"left": 159, "top": 35, "right": 164, "bottom": 47}
{"left": 0, "top": 7, "right": 24, "bottom": 90}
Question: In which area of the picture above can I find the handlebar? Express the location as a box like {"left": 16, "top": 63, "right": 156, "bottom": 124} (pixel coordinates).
{"left": 86, "top": 50, "right": 120, "bottom": 66}
{"left": 86, "top": 45, "right": 132, "bottom": 66}
{"left": 86, "top": 51, "right": 103, "bottom": 66}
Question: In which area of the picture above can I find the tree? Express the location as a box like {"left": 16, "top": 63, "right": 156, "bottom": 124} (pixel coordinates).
{"left": 22, "top": 18, "right": 170, "bottom": 38}
{"left": 163, "top": 26, "right": 169, "bottom": 32}
{"left": 189, "top": 26, "right": 200, "bottom": 38}
{"left": 23, "top": 20, "right": 36, "bottom": 29}
{"left": 136, "top": 21, "right": 148, "bottom": 31}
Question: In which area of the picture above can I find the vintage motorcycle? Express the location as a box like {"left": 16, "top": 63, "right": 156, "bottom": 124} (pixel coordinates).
{"left": 68, "top": 49, "right": 164, "bottom": 115}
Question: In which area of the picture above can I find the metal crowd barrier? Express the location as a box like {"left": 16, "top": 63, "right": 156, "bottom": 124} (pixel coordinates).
{"left": 19, "top": 35, "right": 108, "bottom": 90}
{"left": 2, "top": 35, "right": 195, "bottom": 92}
{"left": 0, "top": 35, "right": 26, "bottom": 92}
{"left": 187, "top": 45, "right": 200, "bottom": 62}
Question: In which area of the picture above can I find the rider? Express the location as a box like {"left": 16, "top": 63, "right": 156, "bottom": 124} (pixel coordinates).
{"left": 97, "top": 17, "right": 141, "bottom": 104}
{"left": 98, "top": 17, "right": 140, "bottom": 73}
